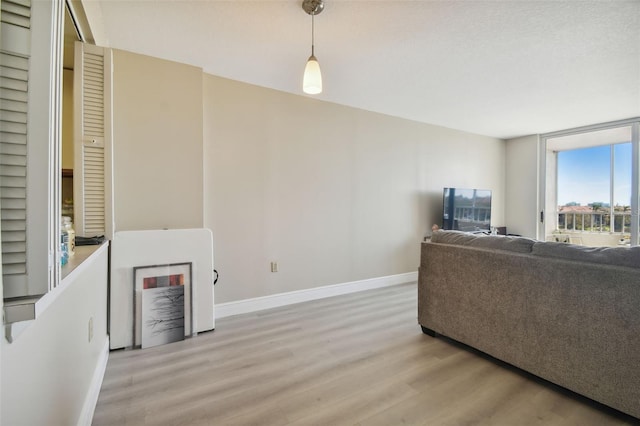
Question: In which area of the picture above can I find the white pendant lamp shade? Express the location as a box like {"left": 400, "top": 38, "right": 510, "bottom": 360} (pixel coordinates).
{"left": 303, "top": 54, "right": 322, "bottom": 94}
{"left": 302, "top": 0, "right": 324, "bottom": 95}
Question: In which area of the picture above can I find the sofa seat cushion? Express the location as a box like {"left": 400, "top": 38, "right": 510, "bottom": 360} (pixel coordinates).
{"left": 532, "top": 241, "right": 640, "bottom": 270}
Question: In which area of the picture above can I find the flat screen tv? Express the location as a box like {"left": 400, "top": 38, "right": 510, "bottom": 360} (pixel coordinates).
{"left": 442, "top": 187, "right": 492, "bottom": 232}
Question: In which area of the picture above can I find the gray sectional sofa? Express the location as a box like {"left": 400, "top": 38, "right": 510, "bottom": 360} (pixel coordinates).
{"left": 418, "top": 230, "right": 640, "bottom": 419}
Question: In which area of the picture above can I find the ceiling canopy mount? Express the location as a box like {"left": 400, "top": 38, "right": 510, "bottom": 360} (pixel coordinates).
{"left": 302, "top": 0, "right": 324, "bottom": 16}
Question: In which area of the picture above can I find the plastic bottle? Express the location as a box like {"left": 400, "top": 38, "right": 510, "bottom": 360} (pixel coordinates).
{"left": 62, "top": 216, "right": 75, "bottom": 256}
{"left": 61, "top": 224, "right": 69, "bottom": 266}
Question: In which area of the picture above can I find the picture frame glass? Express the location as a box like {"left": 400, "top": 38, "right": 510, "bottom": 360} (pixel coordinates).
{"left": 133, "top": 262, "right": 193, "bottom": 349}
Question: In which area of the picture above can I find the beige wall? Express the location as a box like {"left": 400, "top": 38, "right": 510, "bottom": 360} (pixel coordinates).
{"left": 204, "top": 75, "right": 506, "bottom": 303}
{"left": 112, "top": 50, "right": 204, "bottom": 231}
{"left": 505, "top": 135, "right": 539, "bottom": 238}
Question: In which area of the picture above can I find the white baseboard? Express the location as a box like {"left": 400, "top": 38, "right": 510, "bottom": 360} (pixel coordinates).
{"left": 77, "top": 338, "right": 110, "bottom": 426}
{"left": 215, "top": 271, "right": 417, "bottom": 320}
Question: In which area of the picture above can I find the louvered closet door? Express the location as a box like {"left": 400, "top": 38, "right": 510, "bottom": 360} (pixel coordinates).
{"left": 1, "top": 0, "right": 31, "bottom": 297}
{"left": 74, "top": 42, "right": 107, "bottom": 237}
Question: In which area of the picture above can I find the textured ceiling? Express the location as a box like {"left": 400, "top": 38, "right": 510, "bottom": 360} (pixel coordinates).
{"left": 83, "top": 0, "right": 640, "bottom": 139}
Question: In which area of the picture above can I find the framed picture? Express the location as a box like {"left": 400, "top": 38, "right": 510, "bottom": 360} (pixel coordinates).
{"left": 133, "top": 262, "right": 193, "bottom": 349}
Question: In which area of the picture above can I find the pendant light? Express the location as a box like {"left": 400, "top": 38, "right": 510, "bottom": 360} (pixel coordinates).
{"left": 302, "top": 0, "right": 324, "bottom": 95}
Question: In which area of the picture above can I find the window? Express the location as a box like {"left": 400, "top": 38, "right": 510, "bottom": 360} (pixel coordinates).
{"left": 557, "top": 143, "right": 631, "bottom": 233}
{"left": 541, "top": 120, "right": 640, "bottom": 247}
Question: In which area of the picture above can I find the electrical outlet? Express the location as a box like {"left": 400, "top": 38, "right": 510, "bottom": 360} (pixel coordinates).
{"left": 270, "top": 262, "right": 278, "bottom": 273}
{"left": 88, "top": 317, "right": 94, "bottom": 342}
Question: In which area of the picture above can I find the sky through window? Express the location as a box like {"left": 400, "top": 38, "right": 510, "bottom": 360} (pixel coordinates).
{"left": 557, "top": 143, "right": 631, "bottom": 207}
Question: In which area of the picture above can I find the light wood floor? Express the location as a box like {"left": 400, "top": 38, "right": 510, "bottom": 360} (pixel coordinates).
{"left": 93, "top": 283, "right": 637, "bottom": 426}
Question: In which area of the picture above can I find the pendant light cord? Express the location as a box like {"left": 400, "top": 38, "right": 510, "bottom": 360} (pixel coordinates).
{"left": 311, "top": 12, "right": 315, "bottom": 56}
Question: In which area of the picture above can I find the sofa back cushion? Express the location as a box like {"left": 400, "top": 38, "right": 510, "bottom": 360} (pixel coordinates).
{"left": 431, "top": 230, "right": 640, "bottom": 268}
{"left": 431, "top": 230, "right": 536, "bottom": 254}
{"left": 532, "top": 242, "right": 640, "bottom": 270}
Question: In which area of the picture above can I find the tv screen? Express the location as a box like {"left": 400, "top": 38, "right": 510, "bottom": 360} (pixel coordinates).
{"left": 442, "top": 188, "right": 492, "bottom": 232}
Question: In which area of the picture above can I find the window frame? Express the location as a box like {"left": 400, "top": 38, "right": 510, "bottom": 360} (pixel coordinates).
{"left": 539, "top": 118, "right": 640, "bottom": 247}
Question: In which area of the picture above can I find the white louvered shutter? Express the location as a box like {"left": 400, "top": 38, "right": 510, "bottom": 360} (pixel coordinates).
{"left": 1, "top": 0, "right": 31, "bottom": 297}
{"left": 74, "top": 42, "right": 106, "bottom": 237}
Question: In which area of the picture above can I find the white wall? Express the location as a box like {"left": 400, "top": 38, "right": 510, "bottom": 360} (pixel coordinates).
{"left": 1, "top": 247, "right": 109, "bottom": 426}
{"left": 204, "top": 75, "right": 506, "bottom": 304}
{"left": 505, "top": 134, "right": 539, "bottom": 238}
{"left": 112, "top": 49, "right": 204, "bottom": 231}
